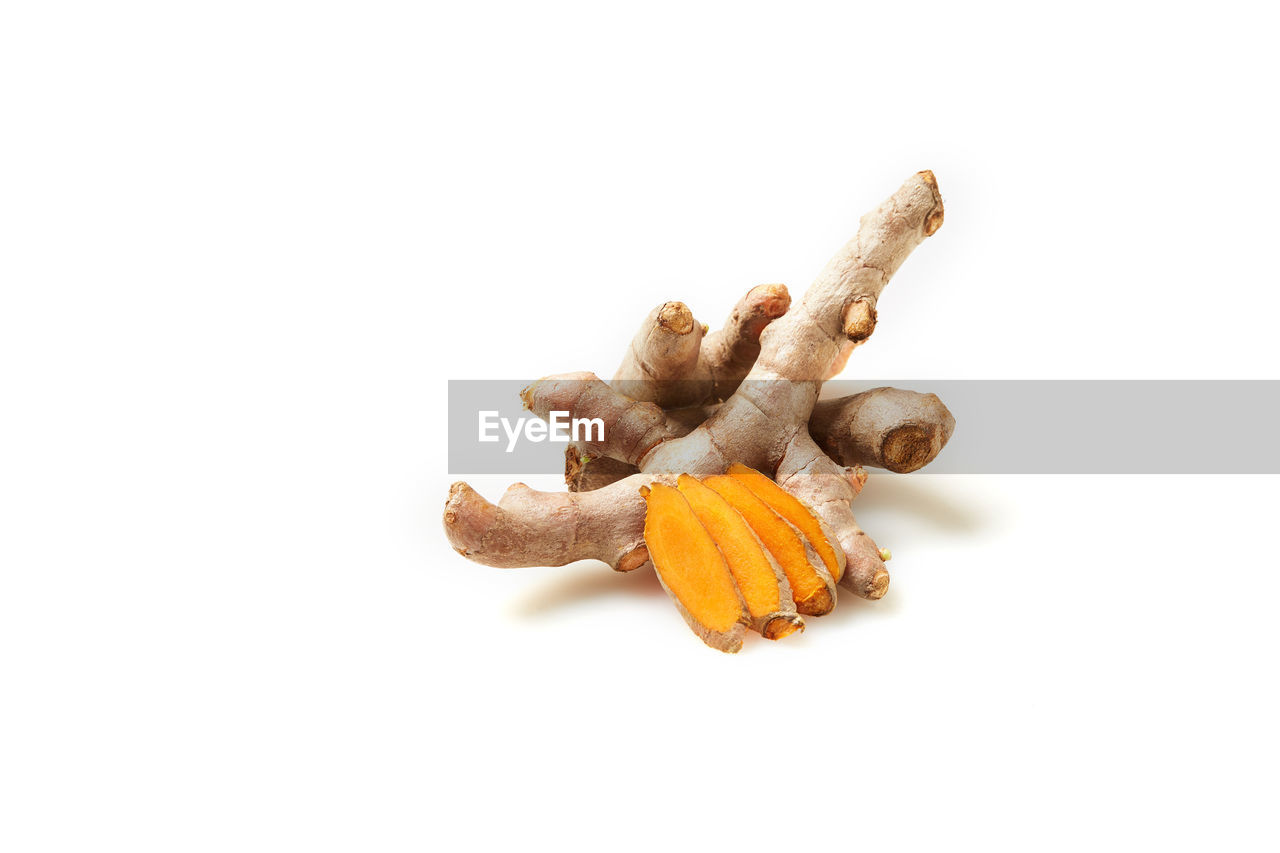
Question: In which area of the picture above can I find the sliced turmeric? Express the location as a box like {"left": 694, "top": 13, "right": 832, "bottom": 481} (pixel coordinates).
{"left": 727, "top": 463, "right": 847, "bottom": 583}
{"left": 675, "top": 474, "right": 804, "bottom": 640}
{"left": 640, "top": 482, "right": 748, "bottom": 653}
{"left": 702, "top": 474, "right": 836, "bottom": 616}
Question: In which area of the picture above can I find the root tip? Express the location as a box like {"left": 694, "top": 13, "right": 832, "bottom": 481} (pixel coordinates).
{"left": 750, "top": 282, "right": 792, "bottom": 319}
{"left": 657, "top": 301, "right": 695, "bottom": 335}
{"left": 443, "top": 482, "right": 501, "bottom": 562}
{"left": 881, "top": 424, "right": 936, "bottom": 473}
{"left": 917, "top": 170, "right": 944, "bottom": 236}
{"left": 869, "top": 568, "right": 890, "bottom": 599}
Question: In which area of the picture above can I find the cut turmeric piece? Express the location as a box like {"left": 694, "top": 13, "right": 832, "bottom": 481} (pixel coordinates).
{"left": 702, "top": 474, "right": 836, "bottom": 616}
{"left": 641, "top": 483, "right": 748, "bottom": 652}
{"left": 676, "top": 474, "right": 804, "bottom": 640}
{"left": 728, "top": 463, "right": 847, "bottom": 583}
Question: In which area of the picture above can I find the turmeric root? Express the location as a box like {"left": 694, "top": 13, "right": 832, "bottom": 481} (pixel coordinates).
{"left": 641, "top": 483, "right": 748, "bottom": 653}
{"left": 676, "top": 474, "right": 803, "bottom": 640}
{"left": 444, "top": 170, "right": 954, "bottom": 651}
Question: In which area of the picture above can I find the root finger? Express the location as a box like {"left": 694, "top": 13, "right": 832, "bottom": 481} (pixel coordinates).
{"left": 443, "top": 475, "right": 650, "bottom": 571}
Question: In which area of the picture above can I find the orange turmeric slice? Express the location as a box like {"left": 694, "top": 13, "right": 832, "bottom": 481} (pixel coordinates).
{"left": 727, "top": 463, "right": 847, "bottom": 583}
{"left": 702, "top": 474, "right": 836, "bottom": 616}
{"left": 641, "top": 483, "right": 747, "bottom": 652}
{"left": 676, "top": 474, "right": 803, "bottom": 640}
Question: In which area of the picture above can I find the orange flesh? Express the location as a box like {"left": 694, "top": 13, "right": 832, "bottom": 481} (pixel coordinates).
{"left": 676, "top": 474, "right": 782, "bottom": 623}
{"left": 702, "top": 475, "right": 834, "bottom": 616}
{"left": 728, "top": 463, "right": 845, "bottom": 583}
{"left": 642, "top": 483, "right": 744, "bottom": 633}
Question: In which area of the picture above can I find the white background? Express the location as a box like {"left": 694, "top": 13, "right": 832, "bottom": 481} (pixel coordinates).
{"left": 2, "top": 2, "right": 1278, "bottom": 850}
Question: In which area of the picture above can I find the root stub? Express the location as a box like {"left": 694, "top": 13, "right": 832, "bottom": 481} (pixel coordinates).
{"left": 870, "top": 568, "right": 890, "bottom": 599}
{"left": 809, "top": 388, "right": 955, "bottom": 473}
{"left": 842, "top": 299, "right": 877, "bottom": 344}
{"left": 657, "top": 301, "right": 695, "bottom": 335}
{"left": 881, "top": 425, "right": 936, "bottom": 473}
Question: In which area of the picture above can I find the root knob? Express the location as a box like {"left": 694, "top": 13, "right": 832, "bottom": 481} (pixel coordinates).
{"left": 918, "top": 170, "right": 945, "bottom": 236}
{"left": 842, "top": 299, "right": 878, "bottom": 343}
{"left": 750, "top": 283, "right": 792, "bottom": 321}
{"left": 868, "top": 569, "right": 890, "bottom": 599}
{"left": 881, "top": 424, "right": 935, "bottom": 473}
{"left": 657, "top": 301, "right": 695, "bottom": 335}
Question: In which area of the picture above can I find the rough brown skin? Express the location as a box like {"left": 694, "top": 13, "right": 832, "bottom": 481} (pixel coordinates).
{"left": 562, "top": 283, "right": 799, "bottom": 490}
{"left": 444, "top": 478, "right": 653, "bottom": 571}
{"left": 810, "top": 387, "right": 956, "bottom": 473}
{"left": 560, "top": 265, "right": 953, "bottom": 491}
{"left": 565, "top": 384, "right": 954, "bottom": 491}
{"left": 613, "top": 303, "right": 707, "bottom": 408}
{"left": 443, "top": 171, "right": 950, "bottom": 646}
